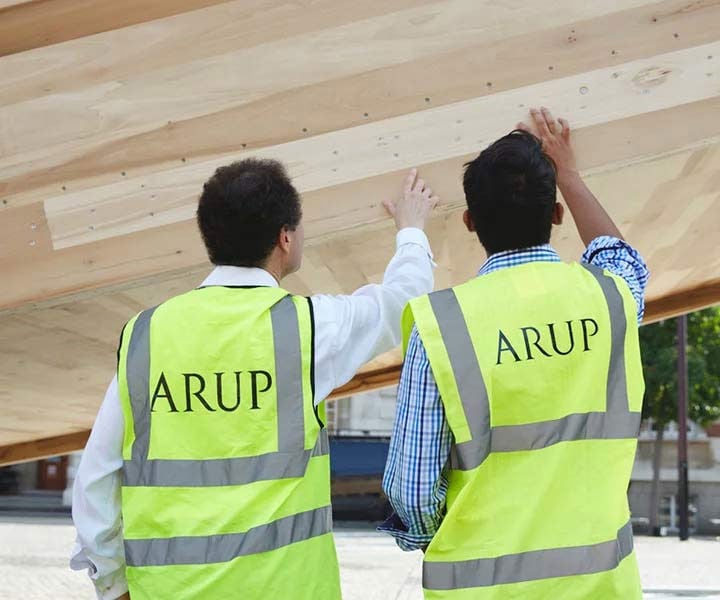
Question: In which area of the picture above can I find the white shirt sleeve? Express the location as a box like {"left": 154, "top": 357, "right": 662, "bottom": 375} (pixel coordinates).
{"left": 311, "top": 227, "right": 434, "bottom": 402}
{"left": 69, "top": 375, "right": 129, "bottom": 600}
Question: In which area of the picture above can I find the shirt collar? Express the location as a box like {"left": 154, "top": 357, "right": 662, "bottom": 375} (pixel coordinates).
{"left": 199, "top": 265, "right": 279, "bottom": 288}
{"left": 478, "top": 244, "right": 561, "bottom": 276}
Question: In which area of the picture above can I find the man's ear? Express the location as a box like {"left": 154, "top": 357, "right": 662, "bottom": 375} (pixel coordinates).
{"left": 277, "top": 226, "right": 292, "bottom": 253}
{"left": 463, "top": 210, "right": 476, "bottom": 232}
{"left": 552, "top": 202, "right": 564, "bottom": 226}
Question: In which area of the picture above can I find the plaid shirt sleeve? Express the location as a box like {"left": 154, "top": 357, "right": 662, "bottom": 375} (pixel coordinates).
{"left": 582, "top": 235, "right": 649, "bottom": 323}
{"left": 379, "top": 326, "right": 452, "bottom": 551}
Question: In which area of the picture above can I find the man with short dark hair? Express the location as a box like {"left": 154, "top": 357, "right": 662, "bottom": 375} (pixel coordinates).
{"left": 70, "top": 159, "right": 438, "bottom": 599}
{"left": 381, "top": 108, "right": 649, "bottom": 599}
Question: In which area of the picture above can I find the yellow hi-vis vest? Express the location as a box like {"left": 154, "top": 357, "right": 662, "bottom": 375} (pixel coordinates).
{"left": 117, "top": 286, "right": 340, "bottom": 600}
{"left": 403, "top": 262, "right": 644, "bottom": 600}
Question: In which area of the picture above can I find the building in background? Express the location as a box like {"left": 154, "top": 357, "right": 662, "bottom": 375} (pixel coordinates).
{"left": 630, "top": 420, "right": 720, "bottom": 535}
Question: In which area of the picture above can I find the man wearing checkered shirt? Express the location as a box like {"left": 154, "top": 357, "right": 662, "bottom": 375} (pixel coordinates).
{"left": 381, "top": 108, "right": 649, "bottom": 598}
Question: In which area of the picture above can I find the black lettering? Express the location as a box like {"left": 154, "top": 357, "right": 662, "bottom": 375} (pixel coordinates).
{"left": 548, "top": 320, "right": 575, "bottom": 356}
{"left": 580, "top": 318, "right": 599, "bottom": 352}
{"left": 521, "top": 326, "right": 552, "bottom": 360}
{"left": 496, "top": 330, "right": 522, "bottom": 365}
{"left": 249, "top": 370, "right": 272, "bottom": 410}
{"left": 150, "top": 371, "right": 178, "bottom": 412}
{"left": 216, "top": 372, "right": 241, "bottom": 412}
{"left": 183, "top": 373, "right": 215, "bottom": 412}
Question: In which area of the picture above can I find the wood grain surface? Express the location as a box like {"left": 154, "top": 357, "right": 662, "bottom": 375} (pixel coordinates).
{"left": 0, "top": 0, "right": 718, "bottom": 456}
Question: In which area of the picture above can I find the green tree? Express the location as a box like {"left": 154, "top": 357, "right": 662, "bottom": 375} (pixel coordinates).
{"left": 640, "top": 306, "right": 720, "bottom": 533}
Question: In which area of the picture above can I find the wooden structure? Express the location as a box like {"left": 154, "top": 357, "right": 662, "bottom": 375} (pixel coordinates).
{"left": 1, "top": 0, "right": 719, "bottom": 464}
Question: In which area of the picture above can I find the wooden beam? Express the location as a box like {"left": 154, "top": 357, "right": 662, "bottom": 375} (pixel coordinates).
{"left": 0, "top": 0, "right": 232, "bottom": 57}
{"left": 328, "top": 365, "right": 405, "bottom": 401}
{"left": 0, "top": 430, "right": 89, "bottom": 466}
{"left": 644, "top": 279, "right": 720, "bottom": 324}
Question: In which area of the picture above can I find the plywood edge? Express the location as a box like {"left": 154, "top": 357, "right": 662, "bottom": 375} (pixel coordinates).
{"left": 0, "top": 430, "right": 89, "bottom": 466}
{"left": 644, "top": 278, "right": 720, "bottom": 324}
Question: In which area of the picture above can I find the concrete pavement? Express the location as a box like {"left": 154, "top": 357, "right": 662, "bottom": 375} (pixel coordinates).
{"left": 0, "top": 518, "right": 718, "bottom": 599}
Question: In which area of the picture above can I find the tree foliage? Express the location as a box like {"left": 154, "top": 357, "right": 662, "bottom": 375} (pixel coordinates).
{"left": 640, "top": 307, "right": 720, "bottom": 427}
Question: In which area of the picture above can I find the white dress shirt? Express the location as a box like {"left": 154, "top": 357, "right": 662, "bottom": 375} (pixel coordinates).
{"left": 70, "top": 227, "right": 434, "bottom": 599}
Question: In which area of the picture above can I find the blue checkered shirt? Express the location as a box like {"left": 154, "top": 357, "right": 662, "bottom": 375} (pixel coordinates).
{"left": 379, "top": 236, "right": 649, "bottom": 550}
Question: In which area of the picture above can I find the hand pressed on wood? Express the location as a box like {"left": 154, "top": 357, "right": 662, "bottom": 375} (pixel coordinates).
{"left": 517, "top": 107, "right": 578, "bottom": 186}
{"left": 384, "top": 168, "right": 440, "bottom": 231}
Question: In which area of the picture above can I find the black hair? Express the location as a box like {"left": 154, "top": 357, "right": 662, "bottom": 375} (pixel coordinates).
{"left": 463, "top": 130, "right": 557, "bottom": 255}
{"left": 196, "top": 158, "right": 301, "bottom": 267}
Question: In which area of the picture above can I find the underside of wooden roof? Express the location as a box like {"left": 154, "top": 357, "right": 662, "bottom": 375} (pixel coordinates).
{"left": 1, "top": 0, "right": 719, "bottom": 464}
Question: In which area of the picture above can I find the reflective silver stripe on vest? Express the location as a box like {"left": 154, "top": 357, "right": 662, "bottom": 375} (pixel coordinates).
{"left": 427, "top": 265, "right": 640, "bottom": 472}
{"left": 271, "top": 296, "right": 306, "bottom": 453}
{"left": 582, "top": 263, "right": 629, "bottom": 413}
{"left": 491, "top": 410, "right": 640, "bottom": 453}
{"left": 125, "top": 505, "right": 332, "bottom": 567}
{"left": 123, "top": 429, "right": 329, "bottom": 487}
{"left": 429, "top": 290, "right": 491, "bottom": 471}
{"left": 423, "top": 520, "right": 634, "bottom": 590}
{"left": 123, "top": 295, "right": 322, "bottom": 487}
{"left": 126, "top": 306, "right": 158, "bottom": 472}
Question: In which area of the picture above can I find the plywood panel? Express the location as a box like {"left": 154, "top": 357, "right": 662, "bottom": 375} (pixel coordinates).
{"left": 1, "top": 98, "right": 719, "bottom": 312}
{"left": 0, "top": 0, "right": 435, "bottom": 105}
{"left": 0, "top": 0, "right": 718, "bottom": 456}
{"left": 41, "top": 42, "right": 720, "bottom": 250}
{"left": 4, "top": 0, "right": 715, "bottom": 208}
{"left": 0, "top": 0, "right": 233, "bottom": 56}
{"left": 0, "top": 0, "right": 662, "bottom": 200}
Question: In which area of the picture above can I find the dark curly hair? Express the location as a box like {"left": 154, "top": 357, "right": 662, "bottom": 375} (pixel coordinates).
{"left": 196, "top": 158, "right": 302, "bottom": 267}
{"left": 463, "top": 130, "right": 557, "bottom": 255}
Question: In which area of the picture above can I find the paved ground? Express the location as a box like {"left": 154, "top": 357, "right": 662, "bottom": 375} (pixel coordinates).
{"left": 0, "top": 517, "right": 718, "bottom": 599}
